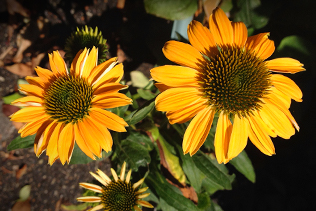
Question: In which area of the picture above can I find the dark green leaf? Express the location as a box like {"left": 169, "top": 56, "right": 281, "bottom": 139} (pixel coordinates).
{"left": 125, "top": 98, "right": 155, "bottom": 125}
{"left": 7, "top": 135, "right": 35, "bottom": 151}
{"left": 116, "top": 139, "right": 151, "bottom": 171}
{"left": 197, "top": 192, "right": 211, "bottom": 210}
{"left": 126, "top": 131, "right": 154, "bottom": 151}
{"left": 202, "top": 177, "right": 225, "bottom": 195}
{"left": 229, "top": 150, "right": 256, "bottom": 183}
{"left": 69, "top": 143, "right": 111, "bottom": 164}
{"left": 192, "top": 151, "right": 233, "bottom": 190}
{"left": 175, "top": 143, "right": 204, "bottom": 193}
{"left": 146, "top": 171, "right": 199, "bottom": 211}
{"left": 160, "top": 198, "right": 178, "bottom": 211}
{"left": 233, "top": 0, "right": 269, "bottom": 29}
{"left": 137, "top": 89, "right": 156, "bottom": 100}
{"left": 144, "top": 0, "right": 198, "bottom": 21}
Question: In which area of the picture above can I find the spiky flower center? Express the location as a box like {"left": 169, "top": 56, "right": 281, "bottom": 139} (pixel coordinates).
{"left": 200, "top": 46, "right": 271, "bottom": 117}
{"left": 44, "top": 76, "right": 93, "bottom": 123}
{"left": 101, "top": 180, "right": 138, "bottom": 211}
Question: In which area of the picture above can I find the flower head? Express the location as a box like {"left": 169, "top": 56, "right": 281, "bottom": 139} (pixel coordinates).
{"left": 65, "top": 26, "right": 108, "bottom": 64}
{"left": 77, "top": 162, "right": 153, "bottom": 211}
{"left": 151, "top": 7, "right": 304, "bottom": 163}
{"left": 10, "top": 47, "right": 132, "bottom": 165}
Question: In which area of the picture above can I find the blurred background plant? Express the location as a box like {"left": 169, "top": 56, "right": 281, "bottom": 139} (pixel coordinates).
{"left": 1, "top": 0, "right": 315, "bottom": 210}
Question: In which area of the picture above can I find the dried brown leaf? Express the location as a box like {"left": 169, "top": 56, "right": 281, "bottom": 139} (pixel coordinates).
{"left": 16, "top": 164, "right": 27, "bottom": 180}
{"left": 5, "top": 63, "right": 34, "bottom": 77}
{"left": 12, "top": 199, "right": 31, "bottom": 211}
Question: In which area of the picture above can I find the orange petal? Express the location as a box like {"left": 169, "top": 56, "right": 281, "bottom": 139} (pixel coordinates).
{"left": 92, "top": 62, "right": 123, "bottom": 89}
{"left": 12, "top": 96, "right": 43, "bottom": 107}
{"left": 155, "top": 87, "right": 203, "bottom": 111}
{"left": 10, "top": 107, "right": 47, "bottom": 122}
{"left": 34, "top": 66, "right": 54, "bottom": 81}
{"left": 166, "top": 98, "right": 208, "bottom": 124}
{"left": 214, "top": 112, "right": 232, "bottom": 164}
{"left": 268, "top": 87, "right": 291, "bottom": 109}
{"left": 88, "top": 57, "right": 117, "bottom": 84}
{"left": 92, "top": 93, "right": 132, "bottom": 109}
{"left": 227, "top": 115, "right": 248, "bottom": 161}
{"left": 248, "top": 116, "right": 275, "bottom": 155}
{"left": 162, "top": 40, "right": 206, "bottom": 70}
{"left": 58, "top": 123, "right": 75, "bottom": 164}
{"left": 77, "top": 196, "right": 101, "bottom": 203}
{"left": 76, "top": 121, "right": 102, "bottom": 158}
{"left": 25, "top": 76, "right": 46, "bottom": 89}
{"left": 187, "top": 20, "right": 218, "bottom": 57}
{"left": 266, "top": 58, "right": 305, "bottom": 74}
{"left": 245, "top": 33, "right": 275, "bottom": 60}
{"left": 79, "top": 182, "right": 102, "bottom": 193}
{"left": 19, "top": 84, "right": 44, "bottom": 98}
{"left": 150, "top": 65, "right": 199, "bottom": 87}
{"left": 70, "top": 49, "right": 83, "bottom": 75}
{"left": 74, "top": 48, "right": 88, "bottom": 77}
{"left": 232, "top": 22, "right": 248, "bottom": 47}
{"left": 81, "top": 46, "right": 98, "bottom": 79}
{"left": 209, "top": 7, "right": 233, "bottom": 46}
{"left": 46, "top": 123, "right": 64, "bottom": 165}
{"left": 154, "top": 83, "right": 173, "bottom": 92}
{"left": 136, "top": 200, "right": 154, "bottom": 208}
{"left": 74, "top": 123, "right": 96, "bottom": 160}
{"left": 19, "top": 115, "right": 50, "bottom": 138}
{"left": 183, "top": 106, "right": 215, "bottom": 155}
{"left": 48, "top": 51, "right": 68, "bottom": 76}
{"left": 271, "top": 74, "right": 302, "bottom": 102}
{"left": 93, "top": 83, "right": 128, "bottom": 95}
{"left": 35, "top": 120, "right": 57, "bottom": 156}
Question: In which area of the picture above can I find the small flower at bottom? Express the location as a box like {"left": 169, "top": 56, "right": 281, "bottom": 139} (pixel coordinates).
{"left": 10, "top": 47, "right": 132, "bottom": 165}
{"left": 77, "top": 162, "right": 153, "bottom": 211}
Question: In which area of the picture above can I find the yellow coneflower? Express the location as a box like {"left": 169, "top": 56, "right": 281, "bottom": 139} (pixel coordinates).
{"left": 10, "top": 47, "right": 132, "bottom": 165}
{"left": 151, "top": 7, "right": 304, "bottom": 164}
{"left": 77, "top": 162, "right": 153, "bottom": 211}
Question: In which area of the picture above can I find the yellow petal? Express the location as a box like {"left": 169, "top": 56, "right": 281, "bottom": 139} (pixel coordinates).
{"left": 10, "top": 107, "right": 46, "bottom": 122}
{"left": 79, "top": 182, "right": 102, "bottom": 193}
{"left": 150, "top": 65, "right": 199, "bottom": 87}
{"left": 88, "top": 57, "right": 117, "bottom": 84}
{"left": 155, "top": 87, "right": 202, "bottom": 111}
{"left": 271, "top": 74, "right": 302, "bottom": 102}
{"left": 96, "top": 169, "right": 111, "bottom": 183}
{"left": 183, "top": 106, "right": 215, "bottom": 155}
{"left": 34, "top": 66, "right": 54, "bottom": 81}
{"left": 81, "top": 46, "right": 98, "bottom": 79}
{"left": 35, "top": 120, "right": 57, "bottom": 156}
{"left": 120, "top": 161, "right": 126, "bottom": 181}
{"left": 214, "top": 112, "right": 232, "bottom": 164}
{"left": 74, "top": 48, "right": 88, "bottom": 77}
{"left": 52, "top": 51, "right": 68, "bottom": 75}
{"left": 70, "top": 49, "right": 83, "bottom": 75}
{"left": 187, "top": 20, "right": 218, "bottom": 57}
{"left": 19, "top": 84, "right": 44, "bottom": 98}
{"left": 111, "top": 168, "right": 119, "bottom": 182}
{"left": 232, "top": 21, "right": 247, "bottom": 47}
{"left": 133, "top": 178, "right": 144, "bottom": 189}
{"left": 90, "top": 172, "right": 108, "bottom": 186}
{"left": 25, "top": 76, "right": 46, "bottom": 89}
{"left": 209, "top": 7, "right": 233, "bottom": 46}
{"left": 136, "top": 193, "right": 150, "bottom": 199}
{"left": 162, "top": 40, "right": 206, "bottom": 70}
{"left": 58, "top": 123, "right": 75, "bottom": 164}
{"left": 259, "top": 102, "right": 295, "bottom": 139}
{"left": 77, "top": 196, "right": 101, "bottom": 203}
{"left": 12, "top": 96, "right": 43, "bottom": 107}
{"left": 166, "top": 98, "right": 208, "bottom": 124}
{"left": 266, "top": 58, "right": 305, "bottom": 74}
{"left": 136, "top": 200, "right": 154, "bottom": 208}
{"left": 268, "top": 87, "right": 291, "bottom": 109}
{"left": 92, "top": 93, "right": 132, "bottom": 109}
{"left": 245, "top": 33, "right": 275, "bottom": 60}
{"left": 227, "top": 115, "right": 248, "bottom": 161}
{"left": 248, "top": 116, "right": 275, "bottom": 155}
{"left": 125, "top": 169, "right": 132, "bottom": 184}
{"left": 89, "top": 204, "right": 104, "bottom": 211}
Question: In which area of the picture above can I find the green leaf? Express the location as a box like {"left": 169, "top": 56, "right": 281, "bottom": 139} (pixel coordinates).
{"left": 126, "top": 131, "right": 154, "bottom": 151}
{"left": 7, "top": 135, "right": 35, "bottom": 151}
{"left": 160, "top": 198, "right": 178, "bottom": 211}
{"left": 130, "top": 71, "right": 149, "bottom": 88}
{"left": 137, "top": 89, "right": 156, "bottom": 100}
{"left": 233, "top": 0, "right": 269, "bottom": 29}
{"left": 197, "top": 192, "right": 211, "bottom": 210}
{"left": 175, "top": 143, "right": 204, "bottom": 193}
{"left": 144, "top": 0, "right": 198, "bottom": 21}
{"left": 192, "top": 151, "right": 233, "bottom": 190}
{"left": 125, "top": 98, "right": 155, "bottom": 125}
{"left": 116, "top": 139, "right": 151, "bottom": 171}
{"left": 2, "top": 92, "right": 24, "bottom": 104}
{"left": 69, "top": 143, "right": 111, "bottom": 164}
{"left": 229, "top": 150, "right": 256, "bottom": 183}
{"left": 19, "top": 185, "right": 31, "bottom": 201}
{"left": 202, "top": 177, "right": 225, "bottom": 195}
{"left": 146, "top": 171, "right": 199, "bottom": 211}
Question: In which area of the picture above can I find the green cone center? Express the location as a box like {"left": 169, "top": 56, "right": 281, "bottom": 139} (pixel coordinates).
{"left": 101, "top": 180, "right": 137, "bottom": 211}
{"left": 200, "top": 46, "right": 271, "bottom": 117}
{"left": 44, "top": 76, "right": 93, "bottom": 123}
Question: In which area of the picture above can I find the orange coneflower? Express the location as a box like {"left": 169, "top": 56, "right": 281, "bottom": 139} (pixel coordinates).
{"left": 77, "top": 162, "right": 153, "bottom": 211}
{"left": 10, "top": 47, "right": 132, "bottom": 165}
{"left": 151, "top": 7, "right": 304, "bottom": 164}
